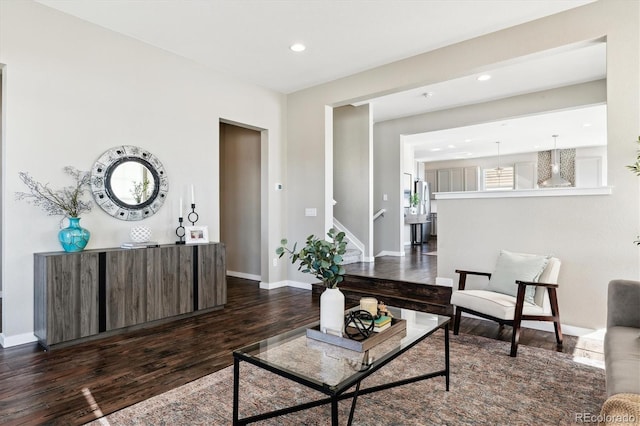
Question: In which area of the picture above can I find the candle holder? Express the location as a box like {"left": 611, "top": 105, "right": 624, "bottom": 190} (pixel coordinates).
{"left": 187, "top": 203, "right": 199, "bottom": 226}
{"left": 175, "top": 217, "right": 186, "bottom": 244}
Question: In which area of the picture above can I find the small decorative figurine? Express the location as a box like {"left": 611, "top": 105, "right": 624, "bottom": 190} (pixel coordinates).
{"left": 377, "top": 301, "right": 392, "bottom": 318}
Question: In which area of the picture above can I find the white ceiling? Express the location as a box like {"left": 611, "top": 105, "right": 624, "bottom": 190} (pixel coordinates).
{"left": 399, "top": 41, "right": 607, "bottom": 162}
{"left": 406, "top": 104, "right": 607, "bottom": 162}
{"left": 364, "top": 41, "right": 606, "bottom": 123}
{"left": 36, "top": 0, "right": 604, "bottom": 161}
{"left": 36, "top": 0, "right": 594, "bottom": 94}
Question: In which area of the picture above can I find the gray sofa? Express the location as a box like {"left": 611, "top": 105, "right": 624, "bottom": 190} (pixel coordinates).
{"left": 601, "top": 280, "right": 640, "bottom": 422}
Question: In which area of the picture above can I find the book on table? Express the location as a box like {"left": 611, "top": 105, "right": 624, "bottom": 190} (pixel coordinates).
{"left": 120, "top": 241, "right": 160, "bottom": 249}
{"left": 347, "top": 315, "right": 392, "bottom": 333}
{"left": 307, "top": 317, "right": 407, "bottom": 352}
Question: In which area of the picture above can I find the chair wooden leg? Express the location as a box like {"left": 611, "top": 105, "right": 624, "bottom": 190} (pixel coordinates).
{"left": 511, "top": 284, "right": 527, "bottom": 357}
{"left": 553, "top": 321, "right": 563, "bottom": 348}
{"left": 453, "top": 307, "right": 461, "bottom": 335}
{"left": 510, "top": 322, "right": 521, "bottom": 357}
{"left": 548, "top": 288, "right": 563, "bottom": 347}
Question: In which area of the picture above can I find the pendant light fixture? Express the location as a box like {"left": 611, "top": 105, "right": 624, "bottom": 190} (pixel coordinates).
{"left": 495, "top": 141, "right": 503, "bottom": 177}
{"left": 540, "top": 134, "right": 571, "bottom": 187}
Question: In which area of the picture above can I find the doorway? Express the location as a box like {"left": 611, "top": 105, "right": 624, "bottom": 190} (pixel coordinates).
{"left": 1, "top": 66, "right": 4, "bottom": 334}
{"left": 219, "top": 122, "right": 261, "bottom": 280}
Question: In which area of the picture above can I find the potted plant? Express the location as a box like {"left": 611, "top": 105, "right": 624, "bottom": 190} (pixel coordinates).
{"left": 276, "top": 228, "right": 347, "bottom": 335}
{"left": 410, "top": 192, "right": 420, "bottom": 214}
{"left": 627, "top": 136, "right": 640, "bottom": 245}
{"left": 16, "top": 166, "right": 93, "bottom": 252}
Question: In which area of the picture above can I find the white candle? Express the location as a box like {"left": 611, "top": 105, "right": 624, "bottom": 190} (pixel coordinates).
{"left": 179, "top": 197, "right": 183, "bottom": 218}
{"left": 360, "top": 297, "right": 378, "bottom": 318}
{"left": 191, "top": 185, "right": 195, "bottom": 205}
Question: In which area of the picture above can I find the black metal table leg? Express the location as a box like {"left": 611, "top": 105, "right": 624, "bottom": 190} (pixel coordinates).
{"left": 347, "top": 381, "right": 362, "bottom": 426}
{"left": 331, "top": 395, "right": 339, "bottom": 426}
{"left": 231, "top": 316, "right": 451, "bottom": 424}
{"left": 444, "top": 323, "right": 450, "bottom": 391}
{"left": 233, "top": 357, "right": 240, "bottom": 425}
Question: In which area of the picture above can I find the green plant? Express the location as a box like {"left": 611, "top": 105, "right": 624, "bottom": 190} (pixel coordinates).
{"left": 276, "top": 228, "right": 347, "bottom": 289}
{"left": 130, "top": 176, "right": 151, "bottom": 203}
{"left": 626, "top": 136, "right": 640, "bottom": 176}
{"left": 627, "top": 136, "right": 640, "bottom": 245}
{"left": 16, "top": 166, "right": 92, "bottom": 218}
{"left": 410, "top": 192, "right": 420, "bottom": 207}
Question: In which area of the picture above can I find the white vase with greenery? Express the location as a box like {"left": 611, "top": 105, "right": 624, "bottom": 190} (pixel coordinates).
{"left": 276, "top": 228, "right": 347, "bottom": 335}
{"left": 319, "top": 287, "right": 345, "bottom": 335}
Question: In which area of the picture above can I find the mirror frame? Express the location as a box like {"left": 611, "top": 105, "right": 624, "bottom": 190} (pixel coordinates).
{"left": 91, "top": 145, "right": 168, "bottom": 221}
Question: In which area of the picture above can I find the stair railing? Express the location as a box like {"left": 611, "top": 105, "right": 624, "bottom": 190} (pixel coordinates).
{"left": 373, "top": 209, "right": 386, "bottom": 221}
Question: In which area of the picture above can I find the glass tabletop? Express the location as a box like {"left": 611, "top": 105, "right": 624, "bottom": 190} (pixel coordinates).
{"left": 233, "top": 306, "right": 449, "bottom": 394}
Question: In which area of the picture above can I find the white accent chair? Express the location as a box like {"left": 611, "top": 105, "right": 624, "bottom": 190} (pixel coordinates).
{"left": 451, "top": 255, "right": 563, "bottom": 357}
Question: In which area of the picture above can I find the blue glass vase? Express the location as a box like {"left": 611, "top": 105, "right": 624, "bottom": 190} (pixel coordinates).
{"left": 58, "top": 217, "right": 90, "bottom": 252}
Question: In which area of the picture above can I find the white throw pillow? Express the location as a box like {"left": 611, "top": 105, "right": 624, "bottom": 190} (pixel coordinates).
{"left": 486, "top": 250, "right": 550, "bottom": 304}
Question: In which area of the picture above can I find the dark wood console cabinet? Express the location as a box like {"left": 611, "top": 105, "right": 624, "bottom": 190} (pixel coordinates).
{"left": 34, "top": 243, "right": 226, "bottom": 349}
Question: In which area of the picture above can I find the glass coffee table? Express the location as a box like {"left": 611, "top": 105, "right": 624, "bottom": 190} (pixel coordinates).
{"left": 232, "top": 306, "right": 450, "bottom": 425}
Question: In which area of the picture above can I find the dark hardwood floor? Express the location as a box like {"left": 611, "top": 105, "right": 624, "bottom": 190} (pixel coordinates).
{"left": 344, "top": 240, "right": 438, "bottom": 284}
{"left": 0, "top": 278, "right": 321, "bottom": 425}
{"left": 0, "top": 251, "right": 603, "bottom": 425}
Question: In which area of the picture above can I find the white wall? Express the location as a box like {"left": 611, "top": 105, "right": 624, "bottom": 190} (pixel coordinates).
{"left": 372, "top": 119, "right": 404, "bottom": 256}
{"left": 333, "top": 105, "right": 372, "bottom": 256}
{"left": 0, "top": 1, "right": 286, "bottom": 346}
{"left": 287, "top": 0, "right": 640, "bottom": 330}
{"left": 1, "top": 0, "right": 637, "bottom": 345}
{"left": 375, "top": 80, "right": 606, "bottom": 254}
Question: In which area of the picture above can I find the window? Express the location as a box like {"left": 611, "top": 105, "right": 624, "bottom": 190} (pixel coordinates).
{"left": 483, "top": 166, "right": 514, "bottom": 190}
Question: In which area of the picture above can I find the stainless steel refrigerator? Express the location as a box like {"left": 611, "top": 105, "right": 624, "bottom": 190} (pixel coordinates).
{"left": 414, "top": 179, "right": 431, "bottom": 242}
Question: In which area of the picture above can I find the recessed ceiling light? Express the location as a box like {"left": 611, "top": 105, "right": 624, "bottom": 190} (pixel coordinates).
{"left": 453, "top": 152, "right": 473, "bottom": 158}
{"left": 477, "top": 74, "right": 492, "bottom": 82}
{"left": 290, "top": 43, "right": 306, "bottom": 52}
{"left": 448, "top": 144, "right": 456, "bottom": 149}
{"left": 583, "top": 122, "right": 593, "bottom": 127}
{"left": 430, "top": 148, "right": 442, "bottom": 152}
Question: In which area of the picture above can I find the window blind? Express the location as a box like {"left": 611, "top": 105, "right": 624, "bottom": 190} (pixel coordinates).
{"left": 484, "top": 166, "right": 514, "bottom": 190}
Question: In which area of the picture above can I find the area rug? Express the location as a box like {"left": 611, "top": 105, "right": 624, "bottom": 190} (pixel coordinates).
{"left": 85, "top": 331, "right": 606, "bottom": 425}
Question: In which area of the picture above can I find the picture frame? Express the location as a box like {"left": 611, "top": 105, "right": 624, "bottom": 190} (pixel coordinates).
{"left": 185, "top": 226, "right": 209, "bottom": 244}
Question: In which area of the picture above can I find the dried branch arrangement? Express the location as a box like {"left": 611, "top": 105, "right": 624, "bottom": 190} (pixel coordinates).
{"left": 16, "top": 166, "right": 93, "bottom": 218}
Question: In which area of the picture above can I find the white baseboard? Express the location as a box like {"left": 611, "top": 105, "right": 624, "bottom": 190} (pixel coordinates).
{"left": 332, "top": 218, "right": 366, "bottom": 255}
{"left": 227, "top": 270, "right": 262, "bottom": 281}
{"left": 259, "top": 280, "right": 312, "bottom": 291}
{"left": 286, "top": 280, "right": 312, "bottom": 290}
{"left": 375, "top": 250, "right": 404, "bottom": 257}
{"left": 0, "top": 332, "right": 38, "bottom": 348}
{"left": 460, "top": 312, "right": 601, "bottom": 338}
{"left": 436, "top": 277, "right": 453, "bottom": 287}
{"left": 362, "top": 256, "right": 375, "bottom": 262}
{"left": 520, "top": 320, "right": 601, "bottom": 338}
{"left": 229, "top": 272, "right": 313, "bottom": 291}
{"left": 259, "top": 280, "right": 286, "bottom": 289}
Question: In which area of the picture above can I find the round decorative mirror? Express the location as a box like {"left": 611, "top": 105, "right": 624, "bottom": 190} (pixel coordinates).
{"left": 91, "top": 145, "right": 168, "bottom": 221}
